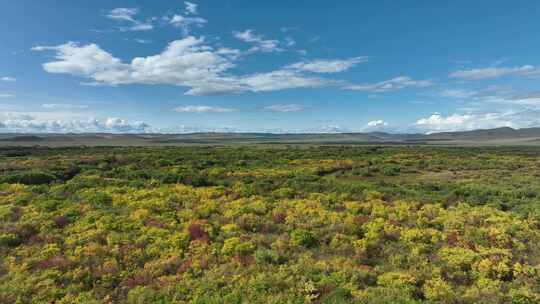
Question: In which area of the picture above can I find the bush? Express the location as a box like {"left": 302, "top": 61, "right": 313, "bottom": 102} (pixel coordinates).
{"left": 381, "top": 165, "right": 400, "bottom": 176}
{"left": 0, "top": 233, "right": 21, "bottom": 247}
{"left": 86, "top": 192, "right": 113, "bottom": 207}
{"left": 1, "top": 170, "right": 57, "bottom": 185}
{"left": 222, "top": 237, "right": 256, "bottom": 256}
{"left": 291, "top": 229, "right": 317, "bottom": 247}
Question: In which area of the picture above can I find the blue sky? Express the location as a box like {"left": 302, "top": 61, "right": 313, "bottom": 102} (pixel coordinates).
{"left": 1, "top": 0, "right": 540, "bottom": 133}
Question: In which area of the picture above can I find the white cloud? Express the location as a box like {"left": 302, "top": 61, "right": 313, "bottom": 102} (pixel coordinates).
{"left": 0, "top": 94, "right": 15, "bottom": 98}
{"left": 168, "top": 14, "right": 207, "bottom": 35}
{"left": 129, "top": 36, "right": 233, "bottom": 86}
{"left": 165, "top": 2, "right": 206, "bottom": 35}
{"left": 106, "top": 8, "right": 138, "bottom": 21}
{"left": 453, "top": 91, "right": 540, "bottom": 107}
{"left": 1, "top": 112, "right": 34, "bottom": 121}
{"left": 440, "top": 89, "right": 478, "bottom": 98}
{"left": 449, "top": 65, "right": 539, "bottom": 80}
{"left": 123, "top": 23, "right": 153, "bottom": 32}
{"left": 103, "top": 117, "right": 150, "bottom": 132}
{"left": 287, "top": 57, "right": 368, "bottom": 73}
{"left": 0, "top": 114, "right": 151, "bottom": 133}
{"left": 413, "top": 111, "right": 540, "bottom": 133}
{"left": 343, "top": 76, "right": 432, "bottom": 92}
{"left": 133, "top": 38, "right": 152, "bottom": 44}
{"left": 264, "top": 104, "right": 306, "bottom": 112}
{"left": 41, "top": 103, "right": 89, "bottom": 109}
{"left": 499, "top": 93, "right": 540, "bottom": 106}
{"left": 32, "top": 42, "right": 129, "bottom": 83}
{"left": 240, "top": 69, "right": 330, "bottom": 92}
{"left": 182, "top": 79, "right": 245, "bottom": 96}
{"left": 366, "top": 120, "right": 388, "bottom": 128}
{"left": 233, "top": 30, "right": 282, "bottom": 53}
{"left": 106, "top": 8, "right": 153, "bottom": 32}
{"left": 1, "top": 76, "right": 16, "bottom": 82}
{"left": 160, "top": 124, "right": 352, "bottom": 134}
{"left": 416, "top": 113, "right": 482, "bottom": 132}
{"left": 33, "top": 37, "right": 338, "bottom": 96}
{"left": 173, "top": 105, "right": 237, "bottom": 113}
{"left": 184, "top": 1, "right": 198, "bottom": 15}
{"left": 285, "top": 37, "right": 296, "bottom": 47}
{"left": 312, "top": 124, "right": 348, "bottom": 133}
{"left": 216, "top": 47, "right": 242, "bottom": 59}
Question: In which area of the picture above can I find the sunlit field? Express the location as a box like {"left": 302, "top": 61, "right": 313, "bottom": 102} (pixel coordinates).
{"left": 1, "top": 146, "right": 539, "bottom": 303}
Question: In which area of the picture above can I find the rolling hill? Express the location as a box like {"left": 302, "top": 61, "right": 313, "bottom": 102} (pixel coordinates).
{"left": 1, "top": 127, "right": 540, "bottom": 146}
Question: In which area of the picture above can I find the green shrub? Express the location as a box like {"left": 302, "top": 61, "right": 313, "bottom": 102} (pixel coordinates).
{"left": 291, "top": 229, "right": 317, "bottom": 247}
{"left": 1, "top": 170, "right": 57, "bottom": 185}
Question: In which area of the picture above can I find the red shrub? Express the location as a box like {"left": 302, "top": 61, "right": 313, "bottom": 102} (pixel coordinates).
{"left": 177, "top": 258, "right": 192, "bottom": 274}
{"left": 446, "top": 232, "right": 459, "bottom": 247}
{"left": 122, "top": 272, "right": 153, "bottom": 289}
{"left": 188, "top": 221, "right": 209, "bottom": 242}
{"left": 272, "top": 212, "right": 287, "bottom": 224}
{"left": 233, "top": 254, "right": 254, "bottom": 266}
{"left": 36, "top": 255, "right": 71, "bottom": 270}
{"left": 356, "top": 264, "right": 375, "bottom": 272}
{"left": 144, "top": 218, "right": 167, "bottom": 229}
{"left": 354, "top": 215, "right": 370, "bottom": 225}
{"left": 53, "top": 216, "right": 70, "bottom": 229}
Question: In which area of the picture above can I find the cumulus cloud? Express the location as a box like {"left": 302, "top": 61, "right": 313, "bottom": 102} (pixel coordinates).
{"left": 0, "top": 114, "right": 151, "bottom": 133}
{"left": 103, "top": 117, "right": 151, "bottom": 132}
{"left": 343, "top": 76, "right": 432, "bottom": 92}
{"left": 366, "top": 120, "right": 388, "bottom": 128}
{"left": 33, "top": 37, "right": 337, "bottom": 96}
{"left": 287, "top": 57, "right": 368, "bottom": 73}
{"left": 413, "top": 110, "right": 540, "bottom": 133}
{"left": 31, "top": 42, "right": 128, "bottom": 82}
{"left": 264, "top": 104, "right": 306, "bottom": 112}
{"left": 32, "top": 38, "right": 222, "bottom": 86}
{"left": 1, "top": 76, "right": 16, "bottom": 82}
{"left": 233, "top": 30, "right": 282, "bottom": 53}
{"left": 106, "top": 8, "right": 153, "bottom": 31}
{"left": 450, "top": 65, "right": 539, "bottom": 80}
{"left": 0, "top": 94, "right": 15, "bottom": 98}
{"left": 173, "top": 105, "right": 237, "bottom": 113}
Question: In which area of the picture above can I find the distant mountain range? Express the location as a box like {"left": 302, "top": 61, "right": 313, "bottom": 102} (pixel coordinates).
{"left": 2, "top": 127, "right": 540, "bottom": 146}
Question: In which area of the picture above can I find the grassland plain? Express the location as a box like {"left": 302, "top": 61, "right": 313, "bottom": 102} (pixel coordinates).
{"left": 1, "top": 146, "right": 540, "bottom": 303}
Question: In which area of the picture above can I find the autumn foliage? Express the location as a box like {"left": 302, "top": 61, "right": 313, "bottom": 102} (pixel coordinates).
{"left": 1, "top": 146, "right": 540, "bottom": 303}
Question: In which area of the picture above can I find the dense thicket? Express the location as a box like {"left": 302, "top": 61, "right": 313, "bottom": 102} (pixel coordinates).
{"left": 1, "top": 146, "right": 540, "bottom": 303}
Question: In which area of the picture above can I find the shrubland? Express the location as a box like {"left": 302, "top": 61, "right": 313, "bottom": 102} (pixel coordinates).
{"left": 1, "top": 146, "right": 540, "bottom": 303}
